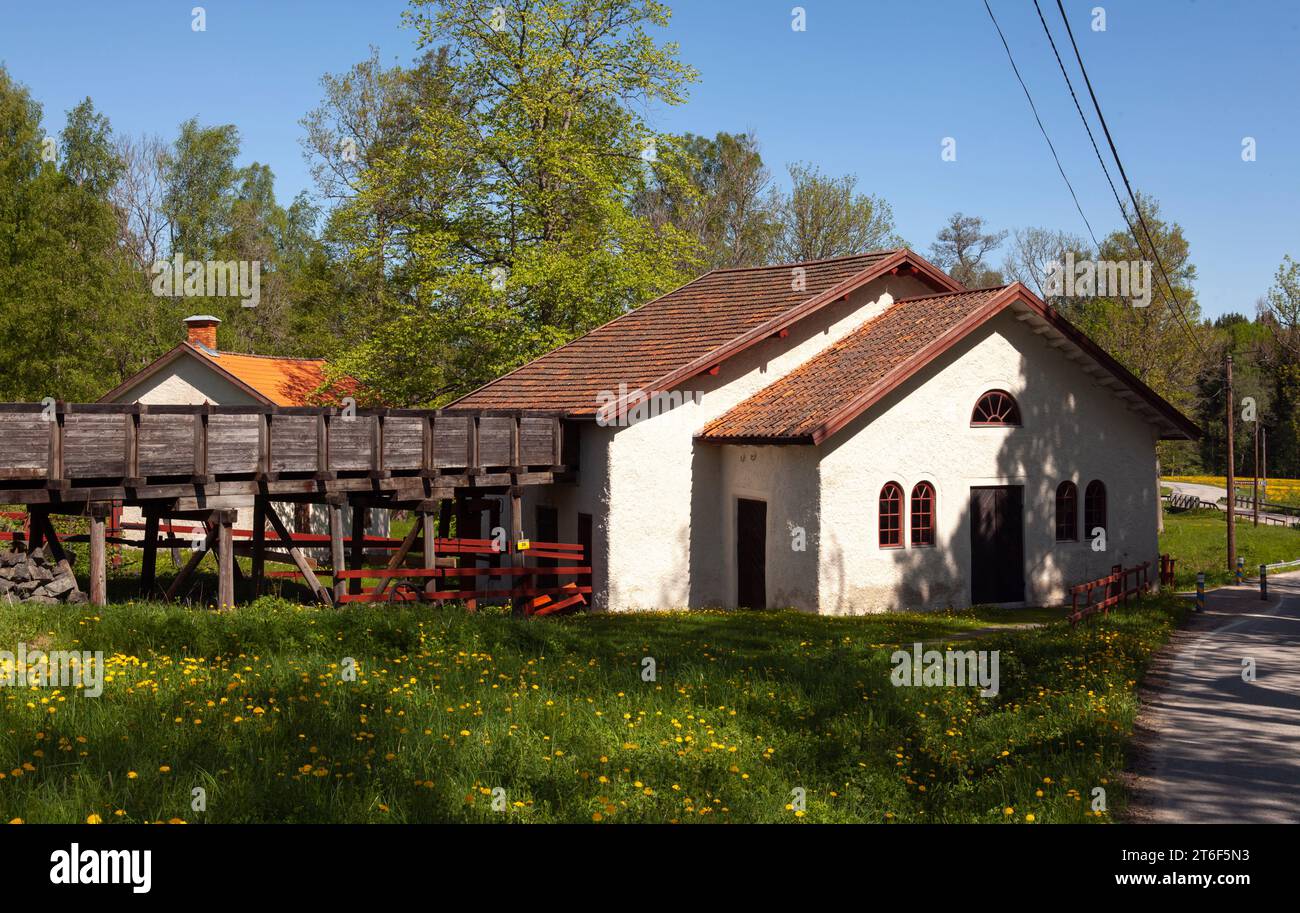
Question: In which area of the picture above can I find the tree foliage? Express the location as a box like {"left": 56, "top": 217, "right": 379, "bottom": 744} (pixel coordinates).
{"left": 930, "top": 212, "right": 1006, "bottom": 288}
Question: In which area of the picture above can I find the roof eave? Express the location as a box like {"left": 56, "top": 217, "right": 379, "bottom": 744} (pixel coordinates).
{"left": 693, "top": 433, "right": 816, "bottom": 446}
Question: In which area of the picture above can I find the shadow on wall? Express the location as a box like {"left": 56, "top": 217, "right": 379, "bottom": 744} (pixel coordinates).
{"left": 819, "top": 325, "right": 1150, "bottom": 613}
{"left": 686, "top": 443, "right": 725, "bottom": 607}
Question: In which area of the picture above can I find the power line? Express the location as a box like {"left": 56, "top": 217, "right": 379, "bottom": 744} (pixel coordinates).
{"left": 1031, "top": 1, "right": 1129, "bottom": 243}
{"left": 1050, "top": 0, "right": 1207, "bottom": 357}
{"left": 981, "top": 0, "right": 1100, "bottom": 250}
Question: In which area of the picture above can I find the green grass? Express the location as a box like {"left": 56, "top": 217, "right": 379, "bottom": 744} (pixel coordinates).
{"left": 0, "top": 593, "right": 1186, "bottom": 824}
{"left": 1160, "top": 508, "right": 1300, "bottom": 589}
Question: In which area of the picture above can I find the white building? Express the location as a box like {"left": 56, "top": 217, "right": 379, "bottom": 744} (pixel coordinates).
{"left": 452, "top": 250, "right": 1198, "bottom": 614}
{"left": 100, "top": 315, "right": 386, "bottom": 545}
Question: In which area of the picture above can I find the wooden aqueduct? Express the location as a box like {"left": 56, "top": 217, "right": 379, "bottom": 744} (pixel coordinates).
{"left": 0, "top": 403, "right": 589, "bottom": 616}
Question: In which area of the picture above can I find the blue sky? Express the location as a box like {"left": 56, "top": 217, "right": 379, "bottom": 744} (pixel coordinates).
{"left": 3, "top": 0, "right": 1298, "bottom": 317}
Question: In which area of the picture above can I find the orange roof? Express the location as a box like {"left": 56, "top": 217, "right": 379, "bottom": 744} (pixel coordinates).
{"left": 191, "top": 345, "right": 358, "bottom": 407}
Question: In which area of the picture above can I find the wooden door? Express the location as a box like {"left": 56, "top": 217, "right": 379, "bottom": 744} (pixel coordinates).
{"left": 736, "top": 498, "right": 767, "bottom": 609}
{"left": 970, "top": 486, "right": 1025, "bottom": 604}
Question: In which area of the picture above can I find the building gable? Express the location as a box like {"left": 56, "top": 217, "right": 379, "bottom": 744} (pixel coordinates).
{"left": 697, "top": 284, "right": 1200, "bottom": 444}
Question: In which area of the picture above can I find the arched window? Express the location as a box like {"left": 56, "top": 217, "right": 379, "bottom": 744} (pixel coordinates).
{"left": 1055, "top": 481, "right": 1078, "bottom": 541}
{"left": 879, "top": 482, "right": 903, "bottom": 548}
{"left": 911, "top": 482, "right": 935, "bottom": 547}
{"left": 971, "top": 390, "right": 1022, "bottom": 426}
{"left": 1084, "top": 481, "right": 1107, "bottom": 537}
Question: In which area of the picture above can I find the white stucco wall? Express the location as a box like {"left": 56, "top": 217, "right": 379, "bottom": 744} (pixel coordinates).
{"left": 717, "top": 444, "right": 821, "bottom": 610}
{"left": 816, "top": 310, "right": 1160, "bottom": 613}
{"left": 111, "top": 355, "right": 261, "bottom": 406}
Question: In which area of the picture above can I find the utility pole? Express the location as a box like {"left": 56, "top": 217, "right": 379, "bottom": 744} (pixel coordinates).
{"left": 1253, "top": 412, "right": 1260, "bottom": 527}
{"left": 1263, "top": 427, "right": 1268, "bottom": 507}
{"left": 1226, "top": 353, "right": 1236, "bottom": 572}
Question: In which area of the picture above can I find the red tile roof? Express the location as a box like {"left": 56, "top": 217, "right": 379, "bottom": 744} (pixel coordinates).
{"left": 698, "top": 286, "right": 1012, "bottom": 442}
{"left": 450, "top": 250, "right": 958, "bottom": 414}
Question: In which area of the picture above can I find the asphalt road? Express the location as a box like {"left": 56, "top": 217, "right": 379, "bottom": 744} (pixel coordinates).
{"left": 1163, "top": 478, "right": 1298, "bottom": 528}
{"left": 1129, "top": 572, "right": 1300, "bottom": 823}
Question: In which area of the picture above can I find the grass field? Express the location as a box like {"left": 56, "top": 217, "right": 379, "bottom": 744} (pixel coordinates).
{"left": 0, "top": 594, "right": 1186, "bottom": 825}
{"left": 1160, "top": 508, "right": 1300, "bottom": 588}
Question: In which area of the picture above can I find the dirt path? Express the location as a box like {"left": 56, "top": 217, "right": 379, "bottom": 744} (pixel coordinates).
{"left": 1127, "top": 572, "right": 1300, "bottom": 823}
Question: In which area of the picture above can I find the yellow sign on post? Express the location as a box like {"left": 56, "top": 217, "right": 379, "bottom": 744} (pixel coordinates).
{"left": 516, "top": 539, "right": 531, "bottom": 551}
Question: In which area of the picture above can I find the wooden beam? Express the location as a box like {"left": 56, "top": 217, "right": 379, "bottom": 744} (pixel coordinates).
{"left": 251, "top": 498, "right": 266, "bottom": 596}
{"left": 88, "top": 506, "right": 107, "bottom": 606}
{"left": 141, "top": 513, "right": 160, "bottom": 595}
{"left": 349, "top": 505, "right": 366, "bottom": 596}
{"left": 371, "top": 515, "right": 423, "bottom": 598}
{"left": 37, "top": 512, "right": 77, "bottom": 592}
{"left": 509, "top": 485, "right": 523, "bottom": 617}
{"left": 164, "top": 519, "right": 216, "bottom": 602}
{"left": 264, "top": 505, "right": 333, "bottom": 605}
{"left": 329, "top": 501, "right": 346, "bottom": 605}
{"left": 27, "top": 505, "right": 46, "bottom": 552}
{"left": 216, "top": 513, "right": 235, "bottom": 609}
{"left": 422, "top": 510, "right": 437, "bottom": 597}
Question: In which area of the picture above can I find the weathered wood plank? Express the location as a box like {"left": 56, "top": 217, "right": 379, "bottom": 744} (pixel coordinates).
{"left": 270, "top": 414, "right": 319, "bottom": 473}
{"left": 382, "top": 416, "right": 424, "bottom": 471}
{"left": 478, "top": 416, "right": 514, "bottom": 466}
{"left": 329, "top": 415, "right": 374, "bottom": 472}
{"left": 206, "top": 413, "right": 261, "bottom": 474}
{"left": 64, "top": 414, "right": 127, "bottom": 478}
{"left": 431, "top": 415, "right": 470, "bottom": 467}
{"left": 519, "top": 416, "right": 555, "bottom": 466}
{"left": 138, "top": 412, "right": 196, "bottom": 476}
{"left": 0, "top": 414, "right": 51, "bottom": 478}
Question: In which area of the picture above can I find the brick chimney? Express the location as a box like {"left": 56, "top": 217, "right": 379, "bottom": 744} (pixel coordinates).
{"left": 184, "top": 315, "right": 221, "bottom": 351}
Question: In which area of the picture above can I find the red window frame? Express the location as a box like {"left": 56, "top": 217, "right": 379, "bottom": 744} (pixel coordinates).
{"left": 1084, "top": 480, "right": 1107, "bottom": 536}
{"left": 910, "top": 482, "right": 935, "bottom": 547}
{"left": 971, "top": 390, "right": 1022, "bottom": 426}
{"left": 1055, "top": 481, "right": 1078, "bottom": 541}
{"left": 879, "top": 482, "right": 903, "bottom": 548}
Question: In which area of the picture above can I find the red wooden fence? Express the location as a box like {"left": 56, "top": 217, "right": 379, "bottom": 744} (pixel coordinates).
{"left": 333, "top": 538, "right": 590, "bottom": 617}
{"left": 1068, "top": 561, "right": 1151, "bottom": 626}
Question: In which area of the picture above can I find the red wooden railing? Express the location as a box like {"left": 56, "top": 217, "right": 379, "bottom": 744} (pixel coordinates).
{"left": 0, "top": 510, "right": 29, "bottom": 547}
{"left": 1068, "top": 561, "right": 1151, "bottom": 626}
{"left": 334, "top": 538, "right": 590, "bottom": 617}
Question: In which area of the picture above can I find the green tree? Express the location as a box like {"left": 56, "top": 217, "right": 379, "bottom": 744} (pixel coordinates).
{"left": 930, "top": 212, "right": 1005, "bottom": 288}
{"left": 1058, "top": 193, "right": 1204, "bottom": 411}
{"left": 0, "top": 70, "right": 149, "bottom": 400}
{"left": 771, "top": 162, "right": 903, "bottom": 263}
{"left": 317, "top": 0, "right": 702, "bottom": 405}
{"left": 633, "top": 131, "right": 778, "bottom": 270}
{"left": 1258, "top": 257, "right": 1300, "bottom": 478}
